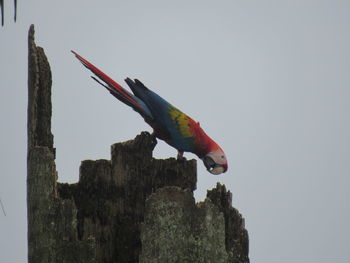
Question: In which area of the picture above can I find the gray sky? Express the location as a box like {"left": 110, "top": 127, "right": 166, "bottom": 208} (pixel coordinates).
{"left": 1, "top": 0, "right": 350, "bottom": 262}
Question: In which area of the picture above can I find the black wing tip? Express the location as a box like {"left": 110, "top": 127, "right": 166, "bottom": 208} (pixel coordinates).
{"left": 124, "top": 77, "right": 133, "bottom": 83}
{"left": 124, "top": 78, "right": 149, "bottom": 91}
{"left": 134, "top": 79, "right": 149, "bottom": 90}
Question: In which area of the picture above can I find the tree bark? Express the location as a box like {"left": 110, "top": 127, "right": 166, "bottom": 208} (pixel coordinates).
{"left": 27, "top": 24, "right": 249, "bottom": 263}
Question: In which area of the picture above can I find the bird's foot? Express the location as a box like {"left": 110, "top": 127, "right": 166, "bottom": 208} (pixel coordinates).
{"left": 177, "top": 151, "right": 186, "bottom": 160}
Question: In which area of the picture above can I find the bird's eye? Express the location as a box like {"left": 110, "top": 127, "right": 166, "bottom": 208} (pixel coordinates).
{"left": 221, "top": 155, "right": 225, "bottom": 159}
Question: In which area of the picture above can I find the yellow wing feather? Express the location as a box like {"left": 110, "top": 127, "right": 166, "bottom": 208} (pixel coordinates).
{"left": 169, "top": 107, "right": 194, "bottom": 138}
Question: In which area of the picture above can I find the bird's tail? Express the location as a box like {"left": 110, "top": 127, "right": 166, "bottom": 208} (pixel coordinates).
{"left": 71, "top": 50, "right": 153, "bottom": 120}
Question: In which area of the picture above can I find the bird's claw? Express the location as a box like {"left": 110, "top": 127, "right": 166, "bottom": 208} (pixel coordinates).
{"left": 177, "top": 151, "right": 186, "bottom": 160}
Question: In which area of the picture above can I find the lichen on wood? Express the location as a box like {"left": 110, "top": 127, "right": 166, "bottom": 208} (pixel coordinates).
{"left": 140, "top": 186, "right": 228, "bottom": 263}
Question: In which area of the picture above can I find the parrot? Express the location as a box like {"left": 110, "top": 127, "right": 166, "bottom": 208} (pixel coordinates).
{"left": 71, "top": 51, "right": 228, "bottom": 175}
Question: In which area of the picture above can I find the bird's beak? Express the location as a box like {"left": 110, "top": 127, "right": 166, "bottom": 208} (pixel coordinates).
{"left": 202, "top": 156, "right": 227, "bottom": 175}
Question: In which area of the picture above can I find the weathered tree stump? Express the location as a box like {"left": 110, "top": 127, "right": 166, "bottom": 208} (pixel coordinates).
{"left": 27, "top": 25, "right": 249, "bottom": 263}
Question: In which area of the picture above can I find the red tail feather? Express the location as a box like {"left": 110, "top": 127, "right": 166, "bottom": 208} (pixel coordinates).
{"left": 71, "top": 50, "right": 139, "bottom": 106}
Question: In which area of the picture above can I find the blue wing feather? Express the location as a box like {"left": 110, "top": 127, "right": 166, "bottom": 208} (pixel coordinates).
{"left": 125, "top": 78, "right": 195, "bottom": 152}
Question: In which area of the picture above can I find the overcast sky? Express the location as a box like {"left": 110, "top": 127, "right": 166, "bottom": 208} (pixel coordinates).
{"left": 1, "top": 0, "right": 350, "bottom": 262}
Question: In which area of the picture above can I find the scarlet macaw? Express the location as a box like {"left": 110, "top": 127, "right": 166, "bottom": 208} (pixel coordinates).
{"left": 72, "top": 51, "right": 228, "bottom": 175}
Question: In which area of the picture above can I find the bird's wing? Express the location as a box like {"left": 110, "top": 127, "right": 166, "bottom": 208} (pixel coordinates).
{"left": 124, "top": 78, "right": 199, "bottom": 152}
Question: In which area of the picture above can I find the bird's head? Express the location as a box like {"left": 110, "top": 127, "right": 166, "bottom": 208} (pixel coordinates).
{"left": 202, "top": 148, "right": 228, "bottom": 175}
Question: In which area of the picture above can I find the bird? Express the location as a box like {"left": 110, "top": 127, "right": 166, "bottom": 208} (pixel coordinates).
{"left": 71, "top": 51, "right": 228, "bottom": 175}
